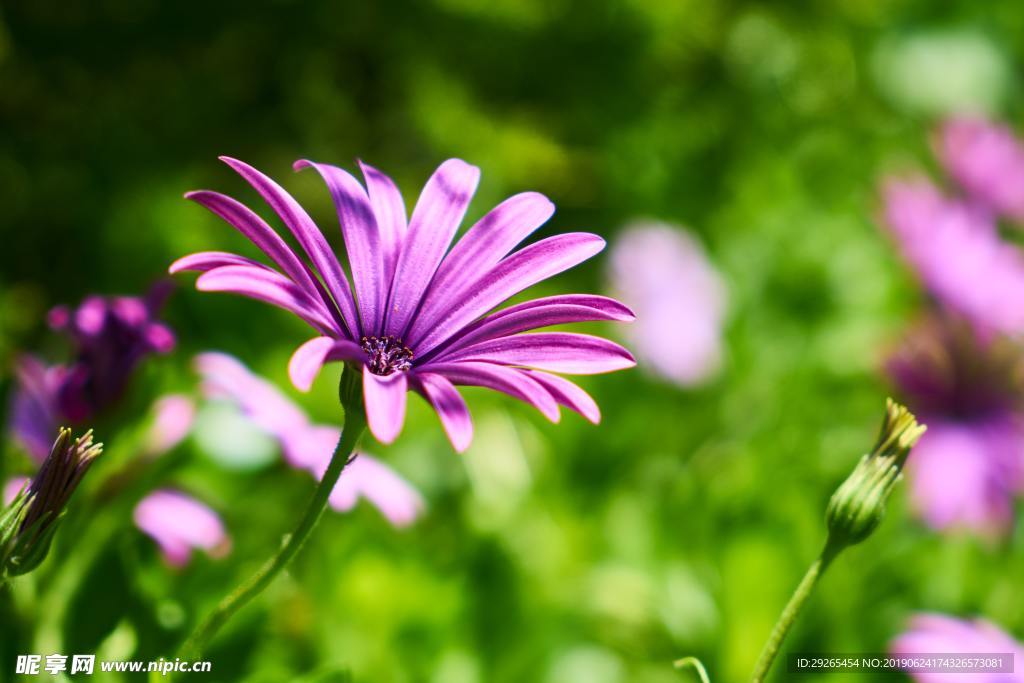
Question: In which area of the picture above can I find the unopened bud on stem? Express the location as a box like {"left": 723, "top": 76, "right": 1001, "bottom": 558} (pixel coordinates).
{"left": 825, "top": 399, "right": 925, "bottom": 547}
{"left": 1, "top": 427, "right": 103, "bottom": 577}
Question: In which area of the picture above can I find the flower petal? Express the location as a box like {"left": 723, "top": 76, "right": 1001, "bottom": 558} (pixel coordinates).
{"left": 439, "top": 332, "right": 636, "bottom": 374}
{"left": 195, "top": 352, "right": 311, "bottom": 439}
{"left": 220, "top": 157, "right": 361, "bottom": 338}
{"left": 424, "top": 361, "right": 560, "bottom": 423}
{"left": 196, "top": 265, "right": 335, "bottom": 333}
{"left": 410, "top": 233, "right": 606, "bottom": 355}
{"left": 412, "top": 192, "right": 554, "bottom": 338}
{"left": 428, "top": 294, "right": 635, "bottom": 361}
{"left": 359, "top": 161, "right": 407, "bottom": 285}
{"left": 384, "top": 159, "right": 480, "bottom": 337}
{"left": 328, "top": 455, "right": 424, "bottom": 527}
{"left": 288, "top": 336, "right": 365, "bottom": 392}
{"left": 296, "top": 160, "right": 387, "bottom": 336}
{"left": 143, "top": 395, "right": 196, "bottom": 456}
{"left": 184, "top": 190, "right": 330, "bottom": 306}
{"left": 411, "top": 372, "right": 473, "bottom": 452}
{"left": 523, "top": 370, "right": 600, "bottom": 423}
{"left": 363, "top": 367, "right": 408, "bottom": 444}
{"left": 170, "top": 251, "right": 272, "bottom": 274}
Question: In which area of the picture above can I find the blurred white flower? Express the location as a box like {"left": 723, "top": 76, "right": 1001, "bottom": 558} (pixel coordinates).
{"left": 608, "top": 221, "right": 727, "bottom": 387}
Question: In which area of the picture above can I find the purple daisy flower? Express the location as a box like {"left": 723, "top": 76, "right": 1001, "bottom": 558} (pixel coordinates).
{"left": 133, "top": 489, "right": 230, "bottom": 567}
{"left": 172, "top": 158, "right": 635, "bottom": 450}
{"left": 891, "top": 613, "right": 1024, "bottom": 683}
{"left": 881, "top": 177, "right": 1024, "bottom": 335}
{"left": 195, "top": 352, "right": 424, "bottom": 527}
{"left": 938, "top": 116, "right": 1024, "bottom": 225}
{"left": 887, "top": 315, "right": 1024, "bottom": 536}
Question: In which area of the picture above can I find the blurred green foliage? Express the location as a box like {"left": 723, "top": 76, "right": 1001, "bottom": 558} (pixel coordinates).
{"left": 1, "top": 1, "right": 1023, "bottom": 681}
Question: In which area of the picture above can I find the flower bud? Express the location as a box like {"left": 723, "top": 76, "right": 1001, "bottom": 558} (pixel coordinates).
{"left": 825, "top": 399, "right": 926, "bottom": 547}
{"left": 1, "top": 427, "right": 103, "bottom": 577}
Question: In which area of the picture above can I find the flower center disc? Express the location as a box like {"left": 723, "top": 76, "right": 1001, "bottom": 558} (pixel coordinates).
{"left": 361, "top": 336, "right": 414, "bottom": 376}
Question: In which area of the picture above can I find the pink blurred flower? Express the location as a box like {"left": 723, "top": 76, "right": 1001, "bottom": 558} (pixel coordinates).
{"left": 608, "top": 221, "right": 726, "bottom": 387}
{"left": 3, "top": 477, "right": 29, "bottom": 506}
{"left": 133, "top": 489, "right": 230, "bottom": 567}
{"left": 881, "top": 177, "right": 1024, "bottom": 335}
{"left": 8, "top": 356, "right": 67, "bottom": 460}
{"left": 142, "top": 394, "right": 196, "bottom": 457}
{"left": 887, "top": 316, "right": 1024, "bottom": 536}
{"left": 938, "top": 117, "right": 1024, "bottom": 224}
{"left": 891, "top": 613, "right": 1024, "bottom": 683}
{"left": 195, "top": 352, "right": 424, "bottom": 527}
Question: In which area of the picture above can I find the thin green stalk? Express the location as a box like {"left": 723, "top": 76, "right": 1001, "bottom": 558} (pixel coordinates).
{"left": 749, "top": 538, "right": 844, "bottom": 683}
{"left": 674, "top": 656, "right": 711, "bottom": 683}
{"left": 175, "top": 407, "right": 366, "bottom": 665}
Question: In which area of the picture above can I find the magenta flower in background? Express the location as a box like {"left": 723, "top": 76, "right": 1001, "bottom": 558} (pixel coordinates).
{"left": 196, "top": 352, "right": 423, "bottom": 527}
{"left": 938, "top": 116, "right": 1024, "bottom": 224}
{"left": 887, "top": 315, "right": 1024, "bottom": 536}
{"left": 881, "top": 177, "right": 1024, "bottom": 335}
{"left": 9, "top": 356, "right": 66, "bottom": 460}
{"left": 891, "top": 613, "right": 1024, "bottom": 683}
{"left": 7, "top": 285, "right": 176, "bottom": 459}
{"left": 607, "top": 221, "right": 726, "bottom": 387}
{"left": 142, "top": 394, "right": 196, "bottom": 457}
{"left": 47, "top": 283, "right": 175, "bottom": 422}
{"left": 172, "top": 158, "right": 635, "bottom": 450}
{"left": 3, "top": 476, "right": 29, "bottom": 506}
{"left": 133, "top": 489, "right": 230, "bottom": 567}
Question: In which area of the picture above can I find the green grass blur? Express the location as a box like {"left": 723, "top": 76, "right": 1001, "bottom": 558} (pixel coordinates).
{"left": 1, "top": 1, "right": 1023, "bottom": 681}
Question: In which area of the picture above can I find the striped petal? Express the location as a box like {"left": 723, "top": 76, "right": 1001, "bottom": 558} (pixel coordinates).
{"left": 359, "top": 161, "right": 407, "bottom": 285}
{"left": 170, "top": 251, "right": 271, "bottom": 274}
{"left": 429, "top": 294, "right": 635, "bottom": 361}
{"left": 220, "top": 157, "right": 361, "bottom": 339}
{"left": 184, "top": 190, "right": 327, "bottom": 302}
{"left": 441, "top": 332, "right": 636, "bottom": 374}
{"left": 411, "top": 372, "right": 473, "bottom": 452}
{"left": 363, "top": 367, "right": 408, "bottom": 444}
{"left": 296, "top": 160, "right": 387, "bottom": 335}
{"left": 524, "top": 370, "right": 600, "bottom": 423}
{"left": 289, "top": 336, "right": 366, "bottom": 392}
{"left": 196, "top": 265, "right": 334, "bottom": 333}
{"left": 424, "top": 361, "right": 560, "bottom": 423}
{"left": 410, "top": 233, "right": 607, "bottom": 355}
{"left": 384, "top": 159, "right": 480, "bottom": 337}
{"left": 411, "top": 192, "right": 554, "bottom": 340}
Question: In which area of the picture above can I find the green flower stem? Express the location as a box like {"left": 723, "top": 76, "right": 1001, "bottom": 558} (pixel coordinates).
{"left": 175, "top": 405, "right": 366, "bottom": 666}
{"left": 750, "top": 538, "right": 844, "bottom": 683}
{"left": 674, "top": 656, "right": 711, "bottom": 683}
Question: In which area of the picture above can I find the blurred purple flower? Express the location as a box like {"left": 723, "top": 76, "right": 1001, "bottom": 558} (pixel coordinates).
{"left": 141, "top": 394, "right": 195, "bottom": 457}
{"left": 891, "top": 613, "right": 1024, "bottom": 683}
{"left": 607, "top": 221, "right": 726, "bottom": 387}
{"left": 881, "top": 177, "right": 1024, "bottom": 334}
{"left": 48, "top": 283, "right": 175, "bottom": 421}
{"left": 172, "top": 158, "right": 635, "bottom": 450}
{"left": 195, "top": 352, "right": 424, "bottom": 527}
{"left": 938, "top": 116, "right": 1024, "bottom": 224}
{"left": 9, "top": 356, "right": 66, "bottom": 460}
{"left": 8, "top": 285, "right": 175, "bottom": 459}
{"left": 887, "top": 315, "right": 1024, "bottom": 536}
{"left": 3, "top": 477, "right": 29, "bottom": 506}
{"left": 133, "top": 489, "right": 230, "bottom": 567}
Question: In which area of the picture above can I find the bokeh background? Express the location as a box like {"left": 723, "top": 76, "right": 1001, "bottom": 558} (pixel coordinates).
{"left": 2, "top": 1, "right": 1023, "bottom": 681}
